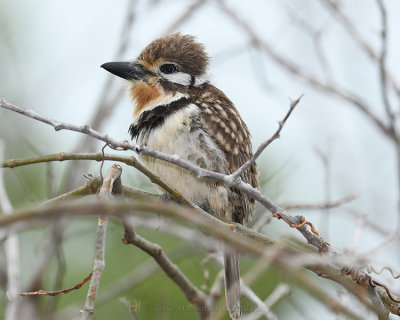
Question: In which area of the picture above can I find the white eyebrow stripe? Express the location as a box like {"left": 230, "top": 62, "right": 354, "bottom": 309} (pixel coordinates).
{"left": 164, "top": 72, "right": 211, "bottom": 87}
{"left": 165, "top": 72, "right": 191, "bottom": 85}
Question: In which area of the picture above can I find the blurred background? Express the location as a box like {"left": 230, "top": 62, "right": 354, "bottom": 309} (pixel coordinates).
{"left": 0, "top": 0, "right": 399, "bottom": 319}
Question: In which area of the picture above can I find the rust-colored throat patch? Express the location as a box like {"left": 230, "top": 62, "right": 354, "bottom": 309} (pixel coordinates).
{"left": 129, "top": 81, "right": 161, "bottom": 116}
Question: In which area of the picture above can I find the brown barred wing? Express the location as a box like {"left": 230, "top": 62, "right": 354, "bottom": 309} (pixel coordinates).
{"left": 196, "top": 84, "right": 258, "bottom": 224}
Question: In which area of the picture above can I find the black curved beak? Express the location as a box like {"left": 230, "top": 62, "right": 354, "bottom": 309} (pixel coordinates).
{"left": 101, "top": 61, "right": 150, "bottom": 81}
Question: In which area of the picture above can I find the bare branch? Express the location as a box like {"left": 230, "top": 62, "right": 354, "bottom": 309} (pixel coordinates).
{"left": 242, "top": 284, "right": 291, "bottom": 320}
{"left": 55, "top": 245, "right": 196, "bottom": 320}
{"left": 66, "top": 0, "right": 138, "bottom": 189}
{"left": 26, "top": 220, "right": 66, "bottom": 292}
{"left": 1, "top": 99, "right": 399, "bottom": 317}
{"left": 164, "top": 0, "right": 207, "bottom": 34}
{"left": 338, "top": 209, "right": 389, "bottom": 236}
{"left": 241, "top": 284, "right": 278, "bottom": 320}
{"left": 81, "top": 164, "right": 122, "bottom": 320}
{"left": 319, "top": 0, "right": 400, "bottom": 98}
{"left": 206, "top": 269, "right": 224, "bottom": 311}
{"left": 1, "top": 151, "right": 193, "bottom": 208}
{"left": 0, "top": 199, "right": 396, "bottom": 317}
{"left": 42, "top": 175, "right": 103, "bottom": 205}
{"left": 377, "top": 287, "right": 400, "bottom": 316}
{"left": 211, "top": 252, "right": 278, "bottom": 320}
{"left": 0, "top": 140, "right": 20, "bottom": 320}
{"left": 19, "top": 272, "right": 92, "bottom": 297}
{"left": 122, "top": 219, "right": 210, "bottom": 319}
{"left": 74, "top": 0, "right": 137, "bottom": 135}
{"left": 376, "top": 0, "right": 397, "bottom": 136}
{"left": 216, "top": 0, "right": 394, "bottom": 140}
{"left": 320, "top": 0, "right": 378, "bottom": 60}
{"left": 284, "top": 4, "right": 334, "bottom": 80}
{"left": 263, "top": 284, "right": 291, "bottom": 309}
{"left": 0, "top": 98, "right": 329, "bottom": 252}
{"left": 282, "top": 194, "right": 356, "bottom": 211}
{"left": 230, "top": 95, "right": 302, "bottom": 182}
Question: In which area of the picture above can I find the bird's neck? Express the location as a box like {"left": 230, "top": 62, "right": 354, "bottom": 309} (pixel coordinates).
{"left": 129, "top": 80, "right": 193, "bottom": 141}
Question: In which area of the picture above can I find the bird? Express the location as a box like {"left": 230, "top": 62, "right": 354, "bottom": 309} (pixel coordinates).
{"left": 101, "top": 33, "right": 258, "bottom": 319}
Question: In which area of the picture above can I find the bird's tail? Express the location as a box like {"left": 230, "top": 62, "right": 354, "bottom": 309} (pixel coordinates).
{"left": 224, "top": 251, "right": 241, "bottom": 319}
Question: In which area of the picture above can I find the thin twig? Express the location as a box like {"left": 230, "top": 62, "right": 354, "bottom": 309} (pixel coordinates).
{"left": 241, "top": 284, "right": 278, "bottom": 320}
{"left": 264, "top": 284, "right": 291, "bottom": 308}
{"left": 212, "top": 252, "right": 280, "bottom": 320}
{"left": 250, "top": 210, "right": 272, "bottom": 232}
{"left": 283, "top": 194, "right": 356, "bottom": 211}
{"left": 1, "top": 151, "right": 194, "bottom": 208}
{"left": 216, "top": 0, "right": 394, "bottom": 140}
{"left": 81, "top": 164, "right": 122, "bottom": 319}
{"left": 284, "top": 3, "right": 334, "bottom": 80}
{"left": 20, "top": 272, "right": 92, "bottom": 296}
{"left": 0, "top": 141, "right": 20, "bottom": 320}
{"left": 319, "top": 0, "right": 400, "bottom": 98}
{"left": 48, "top": 239, "right": 67, "bottom": 314}
{"left": 230, "top": 95, "right": 302, "bottom": 182}
{"left": 74, "top": 0, "right": 137, "bottom": 136}
{"left": 26, "top": 220, "right": 66, "bottom": 292}
{"left": 376, "top": 0, "right": 397, "bottom": 137}
{"left": 242, "top": 284, "right": 290, "bottom": 320}
{"left": 164, "top": 0, "right": 207, "bottom": 34}
{"left": 205, "top": 269, "right": 224, "bottom": 311}
{"left": 320, "top": 0, "right": 378, "bottom": 60}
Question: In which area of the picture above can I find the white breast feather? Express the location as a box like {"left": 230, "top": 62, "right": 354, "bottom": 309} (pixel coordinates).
{"left": 138, "top": 103, "right": 229, "bottom": 216}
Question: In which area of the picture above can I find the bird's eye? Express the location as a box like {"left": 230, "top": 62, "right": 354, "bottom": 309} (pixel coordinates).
{"left": 160, "top": 64, "right": 177, "bottom": 74}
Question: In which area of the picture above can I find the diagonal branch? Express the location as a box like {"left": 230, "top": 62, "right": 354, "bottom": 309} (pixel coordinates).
{"left": 0, "top": 199, "right": 398, "bottom": 317}
{"left": 242, "top": 284, "right": 290, "bottom": 320}
{"left": 2, "top": 151, "right": 195, "bottom": 208}
{"left": 20, "top": 272, "right": 92, "bottom": 297}
{"left": 55, "top": 245, "right": 196, "bottom": 319}
{"left": 0, "top": 98, "right": 327, "bottom": 252}
{"left": 230, "top": 95, "right": 301, "bottom": 182}
{"left": 164, "top": 0, "right": 207, "bottom": 34}
{"left": 122, "top": 219, "right": 210, "bottom": 319}
{"left": 0, "top": 200, "right": 375, "bottom": 318}
{"left": 1, "top": 99, "right": 397, "bottom": 317}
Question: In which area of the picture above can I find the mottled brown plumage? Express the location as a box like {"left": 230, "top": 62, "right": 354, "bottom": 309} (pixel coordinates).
{"left": 102, "top": 33, "right": 258, "bottom": 320}
{"left": 195, "top": 84, "right": 258, "bottom": 223}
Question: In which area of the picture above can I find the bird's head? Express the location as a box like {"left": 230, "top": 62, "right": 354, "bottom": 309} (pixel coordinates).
{"left": 101, "top": 33, "right": 210, "bottom": 117}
